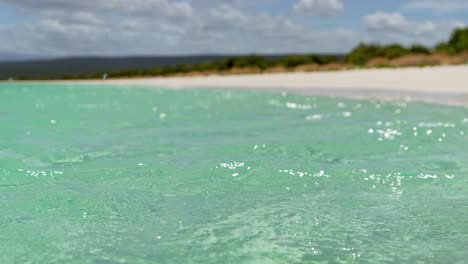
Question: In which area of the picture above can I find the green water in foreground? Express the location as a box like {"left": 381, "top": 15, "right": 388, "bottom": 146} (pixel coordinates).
{"left": 1, "top": 84, "right": 467, "bottom": 263}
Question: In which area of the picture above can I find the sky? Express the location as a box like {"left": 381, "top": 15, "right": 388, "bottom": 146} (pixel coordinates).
{"left": 0, "top": 0, "right": 467, "bottom": 59}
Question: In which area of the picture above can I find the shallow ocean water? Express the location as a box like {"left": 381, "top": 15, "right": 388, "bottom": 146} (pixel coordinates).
{"left": 1, "top": 84, "right": 467, "bottom": 263}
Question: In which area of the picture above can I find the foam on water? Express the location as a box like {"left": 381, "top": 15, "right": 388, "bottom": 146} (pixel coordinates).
{"left": 1, "top": 84, "right": 467, "bottom": 263}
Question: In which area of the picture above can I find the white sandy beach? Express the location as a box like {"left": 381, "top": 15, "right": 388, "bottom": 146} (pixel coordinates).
{"left": 90, "top": 64, "right": 468, "bottom": 92}
{"left": 35, "top": 64, "right": 468, "bottom": 104}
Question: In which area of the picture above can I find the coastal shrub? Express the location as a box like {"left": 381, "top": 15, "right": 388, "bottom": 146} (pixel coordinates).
{"left": 345, "top": 44, "right": 381, "bottom": 65}
{"left": 310, "top": 55, "right": 338, "bottom": 65}
{"left": 275, "top": 55, "right": 337, "bottom": 68}
{"left": 379, "top": 44, "right": 409, "bottom": 59}
{"left": 279, "top": 56, "right": 313, "bottom": 68}
{"left": 233, "top": 56, "right": 268, "bottom": 69}
{"left": 192, "top": 62, "right": 218, "bottom": 72}
{"left": 218, "top": 58, "right": 236, "bottom": 70}
{"left": 409, "top": 45, "right": 430, "bottom": 55}
{"left": 209, "top": 56, "right": 270, "bottom": 71}
{"left": 434, "top": 42, "right": 454, "bottom": 54}
{"left": 173, "top": 65, "right": 190, "bottom": 73}
{"left": 448, "top": 27, "right": 468, "bottom": 53}
{"left": 435, "top": 27, "right": 468, "bottom": 54}
{"left": 346, "top": 43, "right": 430, "bottom": 65}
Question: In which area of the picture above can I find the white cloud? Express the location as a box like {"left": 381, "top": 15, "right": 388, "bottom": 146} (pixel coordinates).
{"left": 404, "top": 0, "right": 468, "bottom": 14}
{"left": 293, "top": 0, "right": 343, "bottom": 17}
{"left": 1, "top": 0, "right": 194, "bottom": 18}
{"left": 0, "top": 1, "right": 357, "bottom": 57}
{"left": 362, "top": 11, "right": 465, "bottom": 46}
{"left": 363, "top": 12, "right": 411, "bottom": 33}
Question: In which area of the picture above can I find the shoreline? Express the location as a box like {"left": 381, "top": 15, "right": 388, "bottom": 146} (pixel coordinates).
{"left": 4, "top": 64, "right": 468, "bottom": 105}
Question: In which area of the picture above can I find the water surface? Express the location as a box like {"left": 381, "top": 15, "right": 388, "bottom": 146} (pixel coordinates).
{"left": 1, "top": 84, "right": 467, "bottom": 263}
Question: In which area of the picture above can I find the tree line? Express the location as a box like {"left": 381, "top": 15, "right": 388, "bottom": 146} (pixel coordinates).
{"left": 345, "top": 27, "right": 468, "bottom": 65}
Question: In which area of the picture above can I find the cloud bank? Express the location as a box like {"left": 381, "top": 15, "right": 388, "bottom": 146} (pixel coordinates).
{"left": 0, "top": 0, "right": 466, "bottom": 58}
{"left": 404, "top": 0, "right": 468, "bottom": 14}
{"left": 293, "top": 0, "right": 344, "bottom": 17}
{"left": 0, "top": 0, "right": 355, "bottom": 56}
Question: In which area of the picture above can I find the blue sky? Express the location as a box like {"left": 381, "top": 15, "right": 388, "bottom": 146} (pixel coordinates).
{"left": 0, "top": 0, "right": 467, "bottom": 59}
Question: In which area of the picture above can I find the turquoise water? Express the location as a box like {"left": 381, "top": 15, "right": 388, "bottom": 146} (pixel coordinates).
{"left": 1, "top": 84, "right": 467, "bottom": 263}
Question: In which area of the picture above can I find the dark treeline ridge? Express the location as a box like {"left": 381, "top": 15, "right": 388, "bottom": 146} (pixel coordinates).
{"left": 3, "top": 27, "right": 468, "bottom": 80}
{"left": 0, "top": 55, "right": 237, "bottom": 80}
{"left": 92, "top": 54, "right": 340, "bottom": 80}
{"left": 0, "top": 54, "right": 342, "bottom": 80}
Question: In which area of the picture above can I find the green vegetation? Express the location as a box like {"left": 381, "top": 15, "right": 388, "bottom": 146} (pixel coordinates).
{"left": 435, "top": 42, "right": 453, "bottom": 54}
{"left": 345, "top": 43, "right": 432, "bottom": 65}
{"left": 449, "top": 28, "right": 468, "bottom": 52}
{"left": 409, "top": 45, "right": 430, "bottom": 55}
{"left": 345, "top": 27, "right": 468, "bottom": 65}
{"left": 92, "top": 54, "right": 339, "bottom": 79}
{"left": 345, "top": 44, "right": 405, "bottom": 65}
{"left": 5, "top": 27, "right": 468, "bottom": 80}
{"left": 435, "top": 28, "right": 468, "bottom": 54}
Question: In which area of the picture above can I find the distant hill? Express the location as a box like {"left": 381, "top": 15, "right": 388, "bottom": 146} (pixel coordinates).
{"left": 0, "top": 52, "right": 45, "bottom": 62}
{"left": 0, "top": 56, "right": 228, "bottom": 79}
{"left": 0, "top": 54, "right": 343, "bottom": 80}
